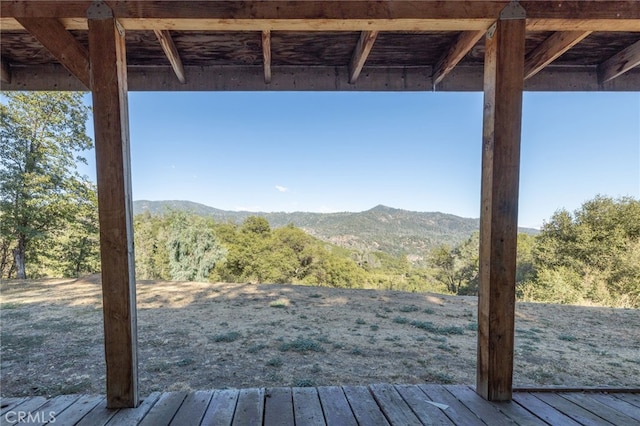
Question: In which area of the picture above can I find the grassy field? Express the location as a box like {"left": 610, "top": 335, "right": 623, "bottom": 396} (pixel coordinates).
{"left": 1, "top": 275, "right": 639, "bottom": 397}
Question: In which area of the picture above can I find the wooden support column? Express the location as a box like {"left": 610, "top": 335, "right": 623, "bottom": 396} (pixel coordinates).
{"left": 477, "top": 2, "right": 525, "bottom": 402}
{"left": 87, "top": 1, "right": 138, "bottom": 409}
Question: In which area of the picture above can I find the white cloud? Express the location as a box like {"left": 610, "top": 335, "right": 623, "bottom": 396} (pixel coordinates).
{"left": 275, "top": 185, "right": 289, "bottom": 193}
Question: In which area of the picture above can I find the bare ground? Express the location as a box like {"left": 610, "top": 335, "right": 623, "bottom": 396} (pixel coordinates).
{"left": 1, "top": 275, "right": 639, "bottom": 397}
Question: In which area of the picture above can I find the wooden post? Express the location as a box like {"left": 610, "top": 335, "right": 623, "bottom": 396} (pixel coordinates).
{"left": 477, "top": 2, "right": 525, "bottom": 402}
{"left": 88, "top": 1, "right": 138, "bottom": 408}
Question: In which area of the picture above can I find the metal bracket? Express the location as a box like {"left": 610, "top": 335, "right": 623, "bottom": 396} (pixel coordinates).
{"left": 87, "top": 1, "right": 114, "bottom": 20}
{"left": 500, "top": 1, "right": 526, "bottom": 20}
{"left": 486, "top": 23, "right": 497, "bottom": 40}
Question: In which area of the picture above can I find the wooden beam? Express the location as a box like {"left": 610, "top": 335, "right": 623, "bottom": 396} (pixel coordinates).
{"left": 349, "top": 31, "right": 378, "bottom": 84}
{"left": 15, "top": 17, "right": 91, "bottom": 89}
{"left": 153, "top": 29, "right": 186, "bottom": 83}
{"left": 262, "top": 30, "right": 271, "bottom": 84}
{"left": 524, "top": 31, "right": 591, "bottom": 80}
{"left": 4, "top": 64, "right": 640, "bottom": 92}
{"left": 598, "top": 40, "right": 640, "bottom": 84}
{"left": 477, "top": 1, "right": 526, "bottom": 402}
{"left": 433, "top": 30, "right": 486, "bottom": 88}
{"left": 3, "top": 1, "right": 639, "bottom": 22}
{"left": 87, "top": 2, "right": 138, "bottom": 409}
{"left": 1, "top": 57, "right": 11, "bottom": 84}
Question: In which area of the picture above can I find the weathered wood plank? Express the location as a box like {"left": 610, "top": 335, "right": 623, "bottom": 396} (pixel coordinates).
{"left": 232, "top": 388, "right": 264, "bottom": 426}
{"left": 138, "top": 391, "right": 187, "bottom": 426}
{"left": 524, "top": 31, "right": 592, "bottom": 79}
{"left": 342, "top": 386, "right": 390, "bottom": 426}
{"left": 153, "top": 29, "right": 186, "bottom": 83}
{"left": 74, "top": 397, "right": 115, "bottom": 426}
{"left": 169, "top": 390, "right": 214, "bottom": 426}
{"left": 534, "top": 392, "right": 615, "bottom": 426}
{"left": 560, "top": 393, "right": 640, "bottom": 425}
{"left": 446, "top": 385, "right": 518, "bottom": 425}
{"left": 15, "top": 17, "right": 90, "bottom": 88}
{"left": 512, "top": 393, "right": 582, "bottom": 426}
{"left": 264, "top": 387, "right": 294, "bottom": 426}
{"left": 598, "top": 39, "right": 640, "bottom": 84}
{"left": 348, "top": 31, "right": 378, "bottom": 84}
{"left": 476, "top": 2, "right": 526, "bottom": 402}
{"left": 591, "top": 393, "right": 640, "bottom": 421}
{"left": 486, "top": 395, "right": 548, "bottom": 426}
{"left": 419, "top": 384, "right": 485, "bottom": 426}
{"left": 200, "top": 389, "right": 239, "bottom": 426}
{"left": 262, "top": 30, "right": 271, "bottom": 84}
{"left": 0, "top": 397, "right": 28, "bottom": 416}
{"left": 369, "top": 383, "right": 422, "bottom": 426}
{"left": 433, "top": 30, "right": 486, "bottom": 87}
{"left": 317, "top": 386, "right": 357, "bottom": 426}
{"left": 88, "top": 392, "right": 159, "bottom": 425}
{"left": 292, "top": 387, "right": 326, "bottom": 426}
{"left": 612, "top": 393, "right": 640, "bottom": 409}
{"left": 47, "top": 395, "right": 103, "bottom": 425}
{"left": 87, "top": 2, "right": 138, "bottom": 409}
{"left": 25, "top": 395, "right": 81, "bottom": 426}
{"left": 394, "top": 384, "right": 455, "bottom": 425}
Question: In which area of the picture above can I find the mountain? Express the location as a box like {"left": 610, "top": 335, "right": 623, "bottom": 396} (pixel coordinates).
{"left": 133, "top": 200, "right": 538, "bottom": 264}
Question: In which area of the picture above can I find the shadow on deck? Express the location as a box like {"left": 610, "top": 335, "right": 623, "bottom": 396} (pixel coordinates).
{"left": 2, "top": 384, "right": 639, "bottom": 425}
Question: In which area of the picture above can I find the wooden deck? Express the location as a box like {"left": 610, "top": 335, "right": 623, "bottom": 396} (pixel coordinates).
{"left": 1, "top": 385, "right": 639, "bottom": 425}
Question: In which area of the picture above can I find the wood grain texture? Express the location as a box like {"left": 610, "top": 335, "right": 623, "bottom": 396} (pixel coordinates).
{"left": 292, "top": 387, "right": 325, "bottom": 426}
{"left": 88, "top": 11, "right": 138, "bottom": 409}
{"left": 342, "top": 386, "right": 390, "bottom": 426}
{"left": 433, "top": 30, "right": 486, "bottom": 87}
{"left": 317, "top": 386, "right": 358, "bottom": 426}
{"left": 348, "top": 31, "right": 378, "bottom": 84}
{"left": 138, "top": 391, "right": 187, "bottom": 426}
{"left": 524, "top": 31, "right": 592, "bottom": 79}
{"left": 598, "top": 39, "right": 640, "bottom": 83}
{"left": 477, "top": 6, "right": 525, "bottom": 402}
{"left": 262, "top": 30, "right": 271, "bottom": 84}
{"left": 369, "top": 384, "right": 422, "bottom": 426}
{"left": 264, "top": 387, "right": 294, "bottom": 426}
{"left": 153, "top": 29, "right": 186, "bottom": 83}
{"left": 232, "top": 388, "right": 265, "bottom": 426}
{"left": 394, "top": 384, "right": 455, "bottom": 425}
{"left": 200, "top": 389, "right": 239, "bottom": 425}
{"left": 512, "top": 393, "right": 582, "bottom": 426}
{"left": 15, "top": 17, "right": 90, "bottom": 88}
{"left": 169, "top": 390, "right": 214, "bottom": 426}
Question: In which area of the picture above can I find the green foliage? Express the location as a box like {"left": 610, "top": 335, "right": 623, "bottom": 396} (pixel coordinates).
{"left": 428, "top": 232, "right": 479, "bottom": 295}
{"left": 0, "top": 92, "right": 97, "bottom": 279}
{"left": 524, "top": 195, "right": 640, "bottom": 307}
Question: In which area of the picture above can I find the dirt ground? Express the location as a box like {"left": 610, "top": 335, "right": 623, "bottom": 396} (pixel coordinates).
{"left": 1, "top": 275, "right": 639, "bottom": 397}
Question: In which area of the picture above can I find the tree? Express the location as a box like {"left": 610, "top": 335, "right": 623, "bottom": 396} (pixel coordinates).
{"left": 428, "top": 232, "right": 479, "bottom": 295}
{"left": 1, "top": 92, "right": 92, "bottom": 279}
{"left": 166, "top": 212, "right": 227, "bottom": 281}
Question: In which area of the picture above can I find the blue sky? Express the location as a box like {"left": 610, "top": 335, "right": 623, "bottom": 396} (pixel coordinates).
{"left": 80, "top": 91, "right": 639, "bottom": 229}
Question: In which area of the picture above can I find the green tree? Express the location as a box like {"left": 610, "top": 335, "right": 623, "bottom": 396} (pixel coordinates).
{"left": 428, "top": 232, "right": 479, "bottom": 295}
{"left": 166, "top": 212, "right": 226, "bottom": 281}
{"left": 0, "top": 92, "right": 93, "bottom": 279}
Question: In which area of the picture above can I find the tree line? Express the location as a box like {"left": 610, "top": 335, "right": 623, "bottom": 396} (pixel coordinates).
{"left": 2, "top": 92, "right": 638, "bottom": 307}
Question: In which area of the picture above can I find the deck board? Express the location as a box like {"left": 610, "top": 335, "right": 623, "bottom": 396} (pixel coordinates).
{"left": 317, "top": 386, "right": 358, "bottom": 426}
{"left": 264, "top": 387, "right": 294, "bottom": 426}
{"left": 1, "top": 386, "right": 637, "bottom": 425}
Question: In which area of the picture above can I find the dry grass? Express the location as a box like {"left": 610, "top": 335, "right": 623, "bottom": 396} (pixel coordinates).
{"left": 1, "top": 275, "right": 639, "bottom": 397}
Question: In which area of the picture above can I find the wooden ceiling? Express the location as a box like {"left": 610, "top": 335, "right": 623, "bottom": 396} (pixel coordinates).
{"left": 1, "top": 1, "right": 639, "bottom": 91}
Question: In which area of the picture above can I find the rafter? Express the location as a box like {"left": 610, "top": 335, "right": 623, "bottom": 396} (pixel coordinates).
{"left": 432, "top": 30, "right": 486, "bottom": 88}
{"left": 349, "top": 31, "right": 378, "bottom": 84}
{"left": 598, "top": 39, "right": 640, "bottom": 84}
{"left": 262, "top": 30, "right": 271, "bottom": 84}
{"left": 15, "top": 17, "right": 91, "bottom": 88}
{"left": 524, "top": 31, "right": 591, "bottom": 80}
{"left": 1, "top": 57, "right": 11, "bottom": 84}
{"left": 153, "top": 29, "right": 186, "bottom": 83}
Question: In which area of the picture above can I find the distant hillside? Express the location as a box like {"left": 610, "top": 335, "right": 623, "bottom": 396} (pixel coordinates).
{"left": 134, "top": 200, "right": 538, "bottom": 264}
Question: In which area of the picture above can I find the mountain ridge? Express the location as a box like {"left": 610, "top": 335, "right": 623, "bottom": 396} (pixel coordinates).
{"left": 133, "top": 200, "right": 538, "bottom": 264}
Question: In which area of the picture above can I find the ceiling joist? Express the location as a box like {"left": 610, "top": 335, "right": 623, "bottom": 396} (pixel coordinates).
{"left": 524, "top": 31, "right": 592, "bottom": 80}
{"left": 153, "top": 29, "right": 186, "bottom": 84}
{"left": 262, "top": 30, "right": 271, "bottom": 84}
{"left": 349, "top": 31, "right": 378, "bottom": 84}
{"left": 15, "top": 17, "right": 91, "bottom": 89}
{"left": 598, "top": 39, "right": 640, "bottom": 84}
{"left": 432, "top": 30, "right": 486, "bottom": 88}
